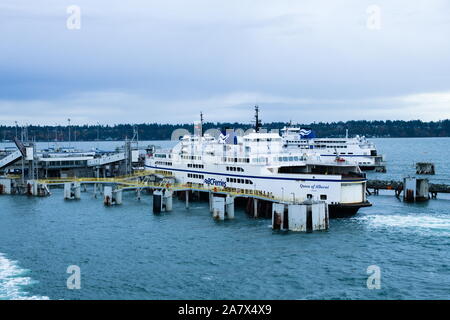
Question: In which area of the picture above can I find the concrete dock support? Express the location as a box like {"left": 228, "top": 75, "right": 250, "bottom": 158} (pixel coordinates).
{"left": 272, "top": 203, "right": 285, "bottom": 230}
{"left": 212, "top": 196, "right": 225, "bottom": 220}
{"left": 136, "top": 188, "right": 141, "bottom": 200}
{"left": 153, "top": 190, "right": 163, "bottom": 213}
{"left": 185, "top": 190, "right": 189, "bottom": 209}
{"left": 253, "top": 198, "right": 258, "bottom": 218}
{"left": 163, "top": 189, "right": 173, "bottom": 212}
{"left": 153, "top": 189, "right": 173, "bottom": 213}
{"left": 225, "top": 196, "right": 235, "bottom": 219}
{"left": 272, "top": 201, "right": 328, "bottom": 232}
{"left": 103, "top": 186, "right": 122, "bottom": 206}
{"left": 209, "top": 192, "right": 213, "bottom": 213}
{"left": 114, "top": 189, "right": 123, "bottom": 205}
{"left": 104, "top": 186, "right": 113, "bottom": 206}
{"left": 64, "top": 182, "right": 81, "bottom": 200}
{"left": 27, "top": 180, "right": 38, "bottom": 196}
{"left": 0, "top": 178, "right": 12, "bottom": 194}
{"left": 416, "top": 179, "right": 429, "bottom": 201}
{"left": 403, "top": 177, "right": 429, "bottom": 202}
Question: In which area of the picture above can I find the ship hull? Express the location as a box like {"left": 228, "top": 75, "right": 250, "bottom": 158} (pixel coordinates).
{"left": 328, "top": 201, "right": 372, "bottom": 218}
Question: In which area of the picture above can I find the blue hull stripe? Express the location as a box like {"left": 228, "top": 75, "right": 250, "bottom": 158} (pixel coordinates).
{"left": 145, "top": 165, "right": 366, "bottom": 183}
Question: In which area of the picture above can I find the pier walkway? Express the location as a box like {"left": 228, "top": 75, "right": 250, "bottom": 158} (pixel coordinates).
{"left": 34, "top": 170, "right": 289, "bottom": 203}
{"left": 367, "top": 179, "right": 450, "bottom": 198}
{"left": 32, "top": 172, "right": 450, "bottom": 201}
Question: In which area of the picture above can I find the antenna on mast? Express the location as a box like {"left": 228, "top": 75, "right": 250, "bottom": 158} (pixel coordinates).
{"left": 194, "top": 112, "right": 203, "bottom": 137}
{"left": 200, "top": 111, "right": 204, "bottom": 136}
{"left": 254, "top": 105, "right": 261, "bottom": 133}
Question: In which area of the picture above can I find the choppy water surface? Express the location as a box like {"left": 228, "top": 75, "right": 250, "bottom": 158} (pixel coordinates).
{"left": 0, "top": 138, "right": 449, "bottom": 299}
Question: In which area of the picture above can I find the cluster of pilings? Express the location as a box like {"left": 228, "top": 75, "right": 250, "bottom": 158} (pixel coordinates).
{"left": 64, "top": 182, "right": 81, "bottom": 200}
{"left": 152, "top": 189, "right": 173, "bottom": 213}
{"left": 159, "top": 190, "right": 328, "bottom": 232}
{"left": 245, "top": 198, "right": 273, "bottom": 218}
{"left": 103, "top": 186, "right": 123, "bottom": 206}
{"left": 416, "top": 162, "right": 435, "bottom": 175}
{"left": 209, "top": 194, "right": 235, "bottom": 220}
{"left": 63, "top": 182, "right": 127, "bottom": 205}
{"left": 0, "top": 178, "right": 50, "bottom": 196}
{"left": 2, "top": 174, "right": 331, "bottom": 233}
{"left": 272, "top": 201, "right": 329, "bottom": 232}
{"left": 403, "top": 177, "right": 429, "bottom": 202}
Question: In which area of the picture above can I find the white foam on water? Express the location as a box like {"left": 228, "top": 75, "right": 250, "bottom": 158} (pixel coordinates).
{"left": 0, "top": 253, "right": 50, "bottom": 300}
{"left": 356, "top": 214, "right": 450, "bottom": 237}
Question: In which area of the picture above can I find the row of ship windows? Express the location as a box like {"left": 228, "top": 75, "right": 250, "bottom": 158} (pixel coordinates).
{"left": 252, "top": 156, "right": 305, "bottom": 163}
{"left": 276, "top": 156, "right": 302, "bottom": 162}
{"left": 316, "top": 145, "right": 348, "bottom": 148}
{"left": 286, "top": 141, "right": 348, "bottom": 147}
{"left": 316, "top": 141, "right": 348, "bottom": 144}
{"left": 226, "top": 177, "right": 253, "bottom": 185}
{"left": 182, "top": 155, "right": 202, "bottom": 160}
{"left": 222, "top": 157, "right": 250, "bottom": 163}
{"left": 244, "top": 138, "right": 281, "bottom": 142}
{"left": 187, "top": 173, "right": 204, "bottom": 179}
{"left": 285, "top": 140, "right": 309, "bottom": 144}
{"left": 226, "top": 166, "right": 244, "bottom": 172}
{"left": 187, "top": 163, "right": 204, "bottom": 169}
{"left": 155, "top": 161, "right": 172, "bottom": 166}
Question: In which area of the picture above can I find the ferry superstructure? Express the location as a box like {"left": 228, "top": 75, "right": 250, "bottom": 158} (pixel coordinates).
{"left": 145, "top": 131, "right": 371, "bottom": 217}
{"left": 281, "top": 127, "right": 386, "bottom": 171}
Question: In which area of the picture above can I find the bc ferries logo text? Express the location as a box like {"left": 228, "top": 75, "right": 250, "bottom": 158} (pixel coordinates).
{"left": 204, "top": 178, "right": 226, "bottom": 187}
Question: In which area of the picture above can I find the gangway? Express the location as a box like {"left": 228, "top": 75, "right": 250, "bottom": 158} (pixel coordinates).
{"left": 87, "top": 152, "right": 125, "bottom": 166}
{"left": 0, "top": 150, "right": 22, "bottom": 169}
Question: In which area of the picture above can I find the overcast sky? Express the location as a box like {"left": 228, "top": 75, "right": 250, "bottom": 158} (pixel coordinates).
{"left": 1, "top": 0, "right": 450, "bottom": 125}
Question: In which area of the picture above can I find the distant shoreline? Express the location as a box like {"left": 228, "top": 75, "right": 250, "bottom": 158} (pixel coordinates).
{"left": 1, "top": 136, "right": 450, "bottom": 144}
{"left": 1, "top": 119, "right": 449, "bottom": 141}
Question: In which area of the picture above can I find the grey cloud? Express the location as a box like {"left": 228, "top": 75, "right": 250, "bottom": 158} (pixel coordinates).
{"left": 0, "top": 0, "right": 449, "bottom": 124}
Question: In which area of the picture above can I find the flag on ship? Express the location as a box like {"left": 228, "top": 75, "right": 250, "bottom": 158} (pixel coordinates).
{"left": 299, "top": 128, "right": 316, "bottom": 139}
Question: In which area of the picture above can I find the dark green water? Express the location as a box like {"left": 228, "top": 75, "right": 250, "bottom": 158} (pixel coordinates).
{"left": 0, "top": 138, "right": 449, "bottom": 299}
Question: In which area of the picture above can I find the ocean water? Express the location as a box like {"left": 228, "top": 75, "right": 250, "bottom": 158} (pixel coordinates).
{"left": 367, "top": 137, "right": 450, "bottom": 184}
{"left": 0, "top": 138, "right": 449, "bottom": 300}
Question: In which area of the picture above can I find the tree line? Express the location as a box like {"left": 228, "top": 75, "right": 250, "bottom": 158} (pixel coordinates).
{"left": 0, "top": 119, "right": 449, "bottom": 142}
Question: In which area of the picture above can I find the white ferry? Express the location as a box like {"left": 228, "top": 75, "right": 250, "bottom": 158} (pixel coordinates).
{"left": 281, "top": 127, "right": 386, "bottom": 171}
{"left": 145, "top": 129, "right": 371, "bottom": 218}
